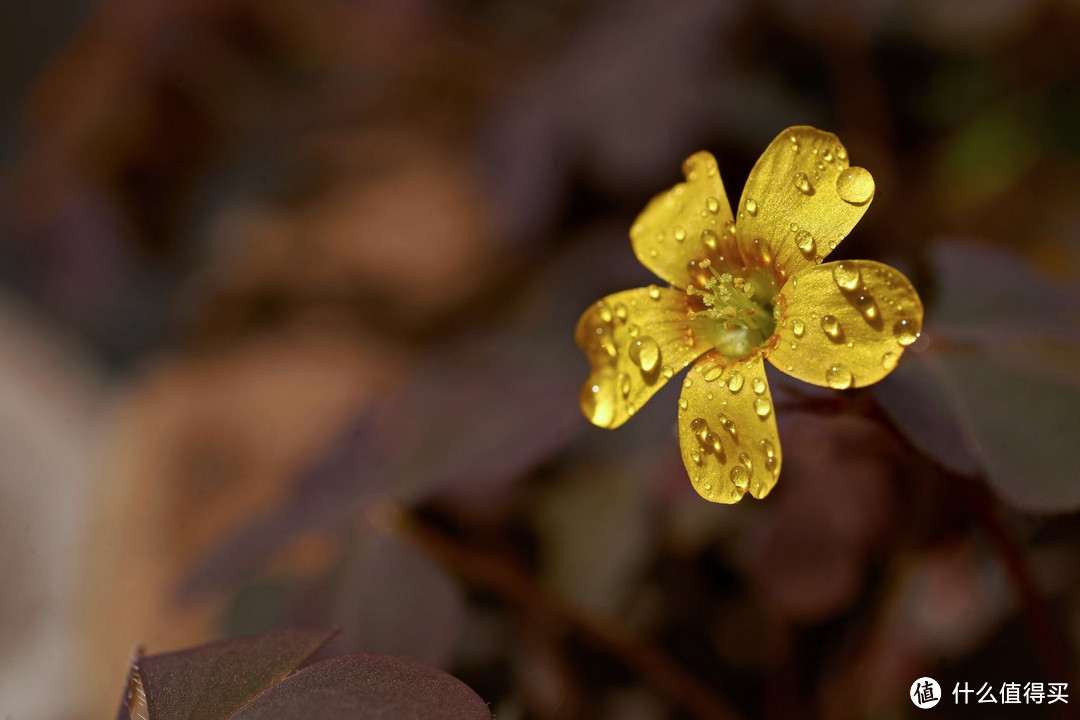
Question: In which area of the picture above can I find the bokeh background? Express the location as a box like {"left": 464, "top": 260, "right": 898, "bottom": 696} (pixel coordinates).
{"left": 1, "top": 0, "right": 1078, "bottom": 718}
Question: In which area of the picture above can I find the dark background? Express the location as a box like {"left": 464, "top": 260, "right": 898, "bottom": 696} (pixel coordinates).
{"left": 0, "top": 1, "right": 1077, "bottom": 718}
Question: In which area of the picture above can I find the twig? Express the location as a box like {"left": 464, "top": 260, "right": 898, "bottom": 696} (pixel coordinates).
{"left": 393, "top": 511, "right": 742, "bottom": 720}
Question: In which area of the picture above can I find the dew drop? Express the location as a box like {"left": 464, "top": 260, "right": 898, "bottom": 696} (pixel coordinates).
{"left": 601, "top": 339, "right": 618, "bottom": 360}
{"left": 893, "top": 318, "right": 920, "bottom": 346}
{"left": 836, "top": 167, "right": 874, "bottom": 204}
{"left": 647, "top": 285, "right": 661, "bottom": 300}
{"left": 683, "top": 377, "right": 693, "bottom": 388}
{"left": 754, "top": 396, "right": 772, "bottom": 418}
{"left": 795, "top": 229, "right": 815, "bottom": 255}
{"left": 832, "top": 262, "right": 861, "bottom": 291}
{"left": 617, "top": 372, "right": 631, "bottom": 398}
{"left": 793, "top": 172, "right": 813, "bottom": 194}
{"left": 759, "top": 439, "right": 775, "bottom": 458}
{"left": 826, "top": 365, "right": 853, "bottom": 389}
{"left": 599, "top": 307, "right": 613, "bottom": 323}
{"left": 855, "top": 293, "right": 878, "bottom": 321}
{"left": 706, "top": 196, "right": 720, "bottom": 214}
{"left": 823, "top": 149, "right": 834, "bottom": 163}
{"left": 791, "top": 318, "right": 805, "bottom": 337}
{"left": 662, "top": 364, "right": 674, "bottom": 379}
{"left": 751, "top": 377, "right": 766, "bottom": 394}
{"left": 628, "top": 336, "right": 661, "bottom": 373}
{"left": 881, "top": 352, "right": 898, "bottom": 371}
{"left": 702, "top": 365, "right": 723, "bottom": 382}
{"left": 627, "top": 324, "right": 640, "bottom": 338}
{"left": 679, "top": 398, "right": 688, "bottom": 410}
{"left": 745, "top": 198, "right": 758, "bottom": 216}
{"left": 821, "top": 315, "right": 841, "bottom": 339}
{"left": 690, "top": 417, "right": 708, "bottom": 435}
{"left": 705, "top": 431, "right": 722, "bottom": 454}
{"left": 835, "top": 145, "right": 847, "bottom": 161}
{"left": 701, "top": 229, "right": 719, "bottom": 250}
{"left": 691, "top": 450, "right": 703, "bottom": 465}
{"left": 727, "top": 371, "right": 743, "bottom": 392}
{"left": 581, "top": 383, "right": 614, "bottom": 426}
{"left": 729, "top": 465, "right": 750, "bottom": 489}
{"left": 614, "top": 303, "right": 628, "bottom": 321}
{"left": 674, "top": 226, "right": 687, "bottom": 242}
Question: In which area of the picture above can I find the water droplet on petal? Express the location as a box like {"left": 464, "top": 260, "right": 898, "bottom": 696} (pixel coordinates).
{"left": 581, "top": 383, "right": 614, "bottom": 426}
{"left": 690, "top": 417, "right": 708, "bottom": 435}
{"left": 791, "top": 318, "right": 805, "bottom": 337}
{"left": 691, "top": 450, "right": 703, "bottom": 465}
{"left": 881, "top": 352, "right": 898, "bottom": 371}
{"left": 745, "top": 198, "right": 758, "bottom": 216}
{"left": 855, "top": 293, "right": 878, "bottom": 321}
{"left": 751, "top": 377, "right": 766, "bottom": 394}
{"left": 627, "top": 323, "right": 640, "bottom": 338}
{"left": 674, "top": 226, "right": 687, "bottom": 242}
{"left": 823, "top": 149, "right": 834, "bottom": 163}
{"left": 754, "top": 396, "right": 772, "bottom": 417}
{"left": 893, "top": 318, "right": 920, "bottom": 346}
{"left": 628, "top": 336, "right": 661, "bottom": 373}
{"left": 662, "top": 364, "right": 674, "bottom": 379}
{"left": 795, "top": 229, "right": 815, "bottom": 255}
{"left": 617, "top": 372, "right": 631, "bottom": 397}
{"left": 614, "top": 303, "right": 628, "bottom": 321}
{"left": 683, "top": 377, "right": 693, "bottom": 388}
{"left": 702, "top": 365, "right": 723, "bottom": 382}
{"left": 701, "top": 229, "right": 719, "bottom": 250}
{"left": 836, "top": 167, "right": 874, "bottom": 204}
{"left": 832, "top": 262, "right": 861, "bottom": 290}
{"left": 826, "top": 365, "right": 853, "bottom": 389}
{"left": 706, "top": 196, "right": 720, "bottom": 214}
{"left": 835, "top": 145, "right": 847, "bottom": 161}
{"left": 821, "top": 315, "right": 841, "bottom": 339}
{"left": 705, "top": 431, "right": 722, "bottom": 454}
{"left": 647, "top": 285, "right": 661, "bottom": 300}
{"left": 729, "top": 465, "right": 749, "bottom": 489}
{"left": 727, "top": 372, "right": 744, "bottom": 393}
{"left": 759, "top": 439, "right": 775, "bottom": 458}
{"left": 793, "top": 172, "right": 813, "bottom": 194}
{"left": 679, "top": 398, "right": 689, "bottom": 410}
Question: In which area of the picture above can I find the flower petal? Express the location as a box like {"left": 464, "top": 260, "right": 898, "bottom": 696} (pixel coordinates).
{"left": 577, "top": 287, "right": 710, "bottom": 429}
{"left": 629, "top": 151, "right": 743, "bottom": 288}
{"left": 767, "top": 260, "right": 924, "bottom": 389}
{"left": 735, "top": 126, "right": 874, "bottom": 280}
{"left": 677, "top": 352, "right": 782, "bottom": 503}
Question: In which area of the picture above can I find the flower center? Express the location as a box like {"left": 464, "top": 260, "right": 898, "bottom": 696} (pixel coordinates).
{"left": 686, "top": 260, "right": 777, "bottom": 359}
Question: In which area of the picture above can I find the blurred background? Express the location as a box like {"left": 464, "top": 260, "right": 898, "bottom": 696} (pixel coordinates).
{"left": 0, "top": 0, "right": 1078, "bottom": 718}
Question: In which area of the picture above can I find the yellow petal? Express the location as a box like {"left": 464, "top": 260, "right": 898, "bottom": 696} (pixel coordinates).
{"left": 629, "top": 151, "right": 744, "bottom": 288}
{"left": 678, "top": 352, "right": 782, "bottom": 503}
{"left": 768, "top": 260, "right": 924, "bottom": 389}
{"left": 577, "top": 286, "right": 709, "bottom": 429}
{"left": 735, "top": 126, "right": 874, "bottom": 280}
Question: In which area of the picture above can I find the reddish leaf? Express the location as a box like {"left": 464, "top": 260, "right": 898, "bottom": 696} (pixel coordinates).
{"left": 229, "top": 654, "right": 491, "bottom": 720}
{"left": 121, "top": 629, "right": 336, "bottom": 720}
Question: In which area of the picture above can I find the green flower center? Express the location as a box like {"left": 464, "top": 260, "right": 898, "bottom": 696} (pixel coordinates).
{"left": 686, "top": 260, "right": 778, "bottom": 359}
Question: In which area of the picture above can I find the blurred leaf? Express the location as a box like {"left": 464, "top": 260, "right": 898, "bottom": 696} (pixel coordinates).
{"left": 332, "top": 533, "right": 465, "bottom": 667}
{"left": 120, "top": 629, "right": 336, "bottom": 720}
{"left": 229, "top": 654, "right": 491, "bottom": 720}
{"left": 534, "top": 463, "right": 651, "bottom": 614}
{"left": 876, "top": 241, "right": 1080, "bottom": 512}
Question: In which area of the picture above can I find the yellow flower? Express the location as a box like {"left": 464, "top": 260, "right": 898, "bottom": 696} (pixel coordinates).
{"left": 575, "top": 126, "right": 924, "bottom": 503}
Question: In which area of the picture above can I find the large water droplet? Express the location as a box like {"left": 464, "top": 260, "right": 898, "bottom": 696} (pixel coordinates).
{"left": 704, "top": 431, "right": 722, "bottom": 455}
{"left": 855, "top": 293, "right": 878, "bottom": 321}
{"left": 647, "top": 285, "right": 661, "bottom": 300}
{"left": 729, "top": 465, "right": 749, "bottom": 489}
{"left": 702, "top": 364, "right": 723, "bottom": 382}
{"left": 836, "top": 167, "right": 874, "bottom": 204}
{"left": 791, "top": 318, "right": 805, "bottom": 337}
{"left": 629, "top": 336, "right": 661, "bottom": 373}
{"left": 701, "top": 229, "right": 719, "bottom": 250}
{"left": 727, "top": 371, "right": 744, "bottom": 393}
{"left": 826, "top": 365, "right": 853, "bottom": 389}
{"left": 745, "top": 198, "right": 758, "bottom": 216}
{"left": 893, "top": 318, "right": 920, "bottom": 346}
{"left": 581, "top": 383, "right": 614, "bottom": 426}
{"left": 759, "top": 439, "right": 775, "bottom": 458}
{"left": 795, "top": 229, "right": 815, "bottom": 255}
{"left": 662, "top": 364, "right": 675, "bottom": 379}
{"left": 706, "top": 196, "right": 720, "bottom": 214}
{"left": 821, "top": 315, "right": 841, "bottom": 339}
{"left": 793, "top": 172, "right": 813, "bottom": 194}
{"left": 832, "top": 262, "right": 861, "bottom": 291}
{"left": 751, "top": 377, "right": 766, "bottom": 394}
{"left": 754, "top": 396, "right": 772, "bottom": 417}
